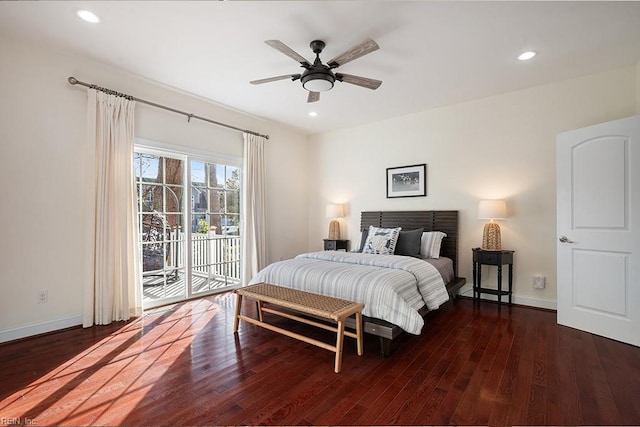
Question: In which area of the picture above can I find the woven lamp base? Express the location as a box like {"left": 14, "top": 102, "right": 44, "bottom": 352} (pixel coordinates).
{"left": 482, "top": 222, "right": 502, "bottom": 250}
{"left": 328, "top": 219, "right": 341, "bottom": 240}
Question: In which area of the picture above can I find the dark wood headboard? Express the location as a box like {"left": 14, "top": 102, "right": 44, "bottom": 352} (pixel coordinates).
{"left": 360, "top": 210, "right": 459, "bottom": 276}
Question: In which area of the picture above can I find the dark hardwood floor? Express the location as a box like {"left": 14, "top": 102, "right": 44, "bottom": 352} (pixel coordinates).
{"left": 1, "top": 294, "right": 639, "bottom": 426}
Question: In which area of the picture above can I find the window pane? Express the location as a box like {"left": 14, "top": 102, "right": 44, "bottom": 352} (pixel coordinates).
{"left": 209, "top": 214, "right": 222, "bottom": 234}
{"left": 227, "top": 190, "right": 239, "bottom": 214}
{"left": 192, "top": 214, "right": 209, "bottom": 234}
{"left": 209, "top": 164, "right": 225, "bottom": 188}
{"left": 165, "top": 158, "right": 183, "bottom": 185}
{"left": 142, "top": 243, "right": 164, "bottom": 272}
{"left": 209, "top": 189, "right": 224, "bottom": 213}
{"left": 139, "top": 185, "right": 152, "bottom": 211}
{"left": 223, "top": 215, "right": 240, "bottom": 235}
{"left": 164, "top": 214, "right": 182, "bottom": 234}
{"left": 163, "top": 242, "right": 181, "bottom": 269}
{"left": 134, "top": 152, "right": 143, "bottom": 180}
{"left": 192, "top": 187, "right": 207, "bottom": 213}
{"left": 226, "top": 166, "right": 240, "bottom": 190}
{"left": 143, "top": 213, "right": 170, "bottom": 242}
{"left": 191, "top": 160, "right": 206, "bottom": 186}
{"left": 166, "top": 186, "right": 183, "bottom": 213}
{"left": 140, "top": 185, "right": 163, "bottom": 212}
{"left": 138, "top": 154, "right": 161, "bottom": 183}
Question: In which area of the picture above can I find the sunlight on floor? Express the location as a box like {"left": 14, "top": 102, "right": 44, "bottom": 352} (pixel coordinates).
{"left": 0, "top": 296, "right": 228, "bottom": 426}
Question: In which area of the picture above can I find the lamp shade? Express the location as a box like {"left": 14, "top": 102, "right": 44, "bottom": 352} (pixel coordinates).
{"left": 325, "top": 204, "right": 344, "bottom": 218}
{"left": 478, "top": 200, "right": 507, "bottom": 220}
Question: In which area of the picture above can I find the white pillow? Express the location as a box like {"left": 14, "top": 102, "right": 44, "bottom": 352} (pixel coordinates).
{"left": 362, "top": 226, "right": 402, "bottom": 255}
{"left": 420, "top": 231, "right": 447, "bottom": 258}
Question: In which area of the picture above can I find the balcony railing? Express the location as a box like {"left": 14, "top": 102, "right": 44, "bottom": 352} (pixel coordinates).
{"left": 142, "top": 230, "right": 241, "bottom": 302}
{"left": 190, "top": 232, "right": 241, "bottom": 284}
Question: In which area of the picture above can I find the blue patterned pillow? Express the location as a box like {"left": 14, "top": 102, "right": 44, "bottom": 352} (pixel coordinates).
{"left": 362, "top": 226, "right": 402, "bottom": 255}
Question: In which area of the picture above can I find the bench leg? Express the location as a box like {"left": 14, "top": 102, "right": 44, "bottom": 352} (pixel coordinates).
{"left": 335, "top": 318, "right": 345, "bottom": 373}
{"left": 355, "top": 311, "right": 363, "bottom": 356}
{"left": 233, "top": 293, "right": 242, "bottom": 333}
{"left": 257, "top": 301, "right": 264, "bottom": 322}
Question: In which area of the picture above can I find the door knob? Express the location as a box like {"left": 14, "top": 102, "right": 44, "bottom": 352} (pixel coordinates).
{"left": 559, "top": 236, "right": 576, "bottom": 243}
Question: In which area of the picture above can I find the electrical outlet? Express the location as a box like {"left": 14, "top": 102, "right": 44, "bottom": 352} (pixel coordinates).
{"left": 38, "top": 290, "right": 48, "bottom": 304}
{"left": 533, "top": 275, "right": 546, "bottom": 289}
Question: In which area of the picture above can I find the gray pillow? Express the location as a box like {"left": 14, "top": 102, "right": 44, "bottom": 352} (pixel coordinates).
{"left": 394, "top": 228, "right": 424, "bottom": 257}
{"left": 357, "top": 229, "right": 369, "bottom": 252}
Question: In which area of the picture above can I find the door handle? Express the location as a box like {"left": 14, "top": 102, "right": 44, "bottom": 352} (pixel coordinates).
{"left": 559, "top": 236, "right": 576, "bottom": 243}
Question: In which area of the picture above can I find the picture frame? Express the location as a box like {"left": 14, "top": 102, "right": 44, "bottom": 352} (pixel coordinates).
{"left": 386, "top": 163, "right": 427, "bottom": 198}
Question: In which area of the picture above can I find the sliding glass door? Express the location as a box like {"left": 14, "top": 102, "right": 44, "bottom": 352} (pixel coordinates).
{"left": 134, "top": 147, "right": 241, "bottom": 308}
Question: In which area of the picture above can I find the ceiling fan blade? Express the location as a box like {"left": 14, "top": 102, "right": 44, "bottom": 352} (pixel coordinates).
{"left": 265, "top": 40, "right": 311, "bottom": 67}
{"left": 250, "top": 74, "right": 301, "bottom": 85}
{"left": 327, "top": 38, "right": 379, "bottom": 68}
{"left": 336, "top": 73, "right": 382, "bottom": 90}
{"left": 307, "top": 91, "right": 320, "bottom": 103}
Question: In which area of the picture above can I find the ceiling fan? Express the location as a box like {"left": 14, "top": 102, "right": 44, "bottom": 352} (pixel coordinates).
{"left": 250, "top": 38, "right": 382, "bottom": 103}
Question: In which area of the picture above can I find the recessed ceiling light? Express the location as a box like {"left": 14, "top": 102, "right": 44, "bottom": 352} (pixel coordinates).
{"left": 308, "top": 112, "right": 318, "bottom": 117}
{"left": 76, "top": 10, "right": 101, "bottom": 24}
{"left": 518, "top": 51, "right": 536, "bottom": 61}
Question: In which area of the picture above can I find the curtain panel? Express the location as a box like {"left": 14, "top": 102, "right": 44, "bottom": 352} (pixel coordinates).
{"left": 241, "top": 133, "right": 267, "bottom": 284}
{"left": 82, "top": 89, "right": 142, "bottom": 327}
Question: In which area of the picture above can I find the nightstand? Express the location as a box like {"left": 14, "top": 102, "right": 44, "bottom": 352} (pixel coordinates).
{"left": 323, "top": 239, "right": 350, "bottom": 251}
{"left": 472, "top": 248, "right": 514, "bottom": 309}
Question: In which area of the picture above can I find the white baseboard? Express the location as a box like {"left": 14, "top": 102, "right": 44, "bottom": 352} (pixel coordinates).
{"left": 457, "top": 285, "right": 557, "bottom": 310}
{"left": 0, "top": 315, "right": 82, "bottom": 344}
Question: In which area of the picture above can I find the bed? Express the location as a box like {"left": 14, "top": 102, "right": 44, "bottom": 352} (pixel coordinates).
{"left": 249, "top": 210, "right": 466, "bottom": 356}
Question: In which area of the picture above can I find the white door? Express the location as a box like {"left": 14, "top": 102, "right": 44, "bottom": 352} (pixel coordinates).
{"left": 557, "top": 115, "right": 640, "bottom": 346}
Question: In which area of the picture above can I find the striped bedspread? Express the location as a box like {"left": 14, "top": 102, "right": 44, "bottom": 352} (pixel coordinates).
{"left": 247, "top": 251, "right": 450, "bottom": 335}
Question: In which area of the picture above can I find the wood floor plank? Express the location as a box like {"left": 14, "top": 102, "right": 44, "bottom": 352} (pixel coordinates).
{"left": 509, "top": 308, "right": 546, "bottom": 426}
{"left": 487, "top": 319, "right": 527, "bottom": 427}
{"left": 430, "top": 310, "right": 498, "bottom": 425}
{"left": 400, "top": 308, "right": 483, "bottom": 425}
{"left": 592, "top": 334, "right": 640, "bottom": 425}
{"left": 572, "top": 330, "right": 623, "bottom": 425}
{"left": 369, "top": 305, "right": 471, "bottom": 425}
{"left": 549, "top": 325, "right": 585, "bottom": 425}
{"left": 1, "top": 295, "right": 639, "bottom": 426}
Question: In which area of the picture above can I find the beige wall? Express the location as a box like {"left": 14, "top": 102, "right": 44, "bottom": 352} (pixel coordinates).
{"left": 637, "top": 61, "right": 640, "bottom": 113}
{"left": 0, "top": 37, "right": 309, "bottom": 341}
{"left": 307, "top": 65, "right": 638, "bottom": 309}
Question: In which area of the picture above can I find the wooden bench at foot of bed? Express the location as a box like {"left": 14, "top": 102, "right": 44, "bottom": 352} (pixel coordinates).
{"left": 233, "top": 282, "right": 364, "bottom": 373}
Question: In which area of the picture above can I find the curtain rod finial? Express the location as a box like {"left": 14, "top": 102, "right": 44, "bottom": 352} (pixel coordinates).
{"left": 68, "top": 77, "right": 78, "bottom": 85}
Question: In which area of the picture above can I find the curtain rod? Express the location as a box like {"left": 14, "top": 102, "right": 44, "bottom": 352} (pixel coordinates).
{"left": 67, "top": 77, "right": 269, "bottom": 140}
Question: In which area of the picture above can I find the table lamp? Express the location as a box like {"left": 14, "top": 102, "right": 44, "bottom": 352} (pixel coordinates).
{"left": 478, "top": 200, "right": 507, "bottom": 250}
{"left": 326, "top": 204, "right": 344, "bottom": 240}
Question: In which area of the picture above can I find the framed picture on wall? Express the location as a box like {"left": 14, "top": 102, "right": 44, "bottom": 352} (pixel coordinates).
{"left": 386, "top": 163, "right": 427, "bottom": 198}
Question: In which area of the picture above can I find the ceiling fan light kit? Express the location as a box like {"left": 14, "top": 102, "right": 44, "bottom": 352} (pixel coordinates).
{"left": 301, "top": 71, "right": 334, "bottom": 92}
{"left": 251, "top": 38, "right": 381, "bottom": 103}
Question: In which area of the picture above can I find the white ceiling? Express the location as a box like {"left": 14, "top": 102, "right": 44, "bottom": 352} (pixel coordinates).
{"left": 2, "top": 1, "right": 640, "bottom": 136}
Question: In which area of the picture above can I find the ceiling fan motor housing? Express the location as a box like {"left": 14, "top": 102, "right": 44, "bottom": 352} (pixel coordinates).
{"left": 310, "top": 39, "right": 326, "bottom": 53}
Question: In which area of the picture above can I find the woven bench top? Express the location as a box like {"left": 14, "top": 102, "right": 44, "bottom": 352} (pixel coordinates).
{"left": 236, "top": 282, "right": 363, "bottom": 321}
